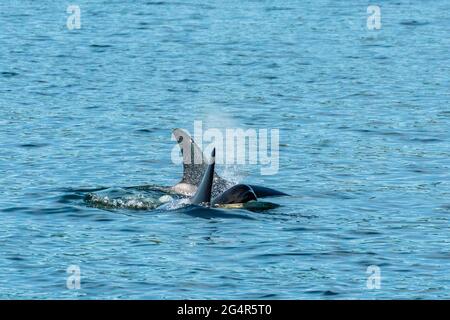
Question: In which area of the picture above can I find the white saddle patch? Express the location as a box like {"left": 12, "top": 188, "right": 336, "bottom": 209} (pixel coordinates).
{"left": 171, "top": 183, "right": 197, "bottom": 196}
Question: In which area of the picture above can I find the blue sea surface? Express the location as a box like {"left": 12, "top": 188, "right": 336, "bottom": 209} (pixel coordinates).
{"left": 1, "top": 1, "right": 449, "bottom": 299}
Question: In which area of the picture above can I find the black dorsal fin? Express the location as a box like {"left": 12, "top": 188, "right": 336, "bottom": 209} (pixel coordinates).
{"left": 190, "top": 148, "right": 216, "bottom": 205}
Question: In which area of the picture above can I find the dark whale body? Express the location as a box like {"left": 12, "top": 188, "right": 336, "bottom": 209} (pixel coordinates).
{"left": 171, "top": 128, "right": 288, "bottom": 199}
{"left": 190, "top": 148, "right": 258, "bottom": 207}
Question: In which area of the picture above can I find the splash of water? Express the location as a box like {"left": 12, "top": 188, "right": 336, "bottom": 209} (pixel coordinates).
{"left": 85, "top": 193, "right": 162, "bottom": 210}
{"left": 193, "top": 107, "right": 249, "bottom": 186}
{"left": 84, "top": 186, "right": 174, "bottom": 210}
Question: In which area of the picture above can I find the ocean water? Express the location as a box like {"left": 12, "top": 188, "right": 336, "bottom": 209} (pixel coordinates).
{"left": 1, "top": 0, "right": 450, "bottom": 299}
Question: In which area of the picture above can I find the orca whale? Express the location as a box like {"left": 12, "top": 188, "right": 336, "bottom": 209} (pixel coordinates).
{"left": 171, "top": 128, "right": 288, "bottom": 199}
{"left": 190, "top": 148, "right": 258, "bottom": 207}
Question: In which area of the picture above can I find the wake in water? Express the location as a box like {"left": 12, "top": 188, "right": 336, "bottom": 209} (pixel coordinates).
{"left": 84, "top": 185, "right": 177, "bottom": 210}
{"left": 83, "top": 185, "right": 279, "bottom": 213}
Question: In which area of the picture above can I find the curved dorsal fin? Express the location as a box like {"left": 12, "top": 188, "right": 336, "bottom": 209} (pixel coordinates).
{"left": 172, "top": 128, "right": 207, "bottom": 186}
{"left": 172, "top": 129, "right": 229, "bottom": 196}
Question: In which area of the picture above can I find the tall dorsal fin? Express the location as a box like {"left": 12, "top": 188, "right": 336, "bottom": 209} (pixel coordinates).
{"left": 172, "top": 128, "right": 207, "bottom": 186}
{"left": 190, "top": 148, "right": 216, "bottom": 205}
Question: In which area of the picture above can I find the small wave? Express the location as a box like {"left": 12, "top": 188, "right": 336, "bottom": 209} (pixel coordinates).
{"left": 18, "top": 143, "right": 49, "bottom": 148}
{"left": 400, "top": 20, "right": 430, "bottom": 27}
{"left": 1, "top": 71, "right": 19, "bottom": 78}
